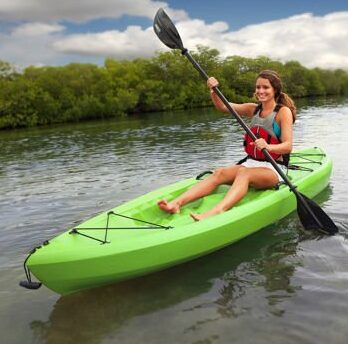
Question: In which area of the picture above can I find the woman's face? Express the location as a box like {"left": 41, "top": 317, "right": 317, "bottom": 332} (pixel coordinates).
{"left": 255, "top": 77, "right": 275, "bottom": 102}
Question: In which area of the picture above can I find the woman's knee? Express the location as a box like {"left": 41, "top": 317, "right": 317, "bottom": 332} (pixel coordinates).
{"left": 212, "top": 166, "right": 240, "bottom": 184}
{"left": 212, "top": 167, "right": 225, "bottom": 178}
{"left": 211, "top": 168, "right": 225, "bottom": 184}
{"left": 240, "top": 168, "right": 278, "bottom": 188}
{"left": 235, "top": 166, "right": 249, "bottom": 180}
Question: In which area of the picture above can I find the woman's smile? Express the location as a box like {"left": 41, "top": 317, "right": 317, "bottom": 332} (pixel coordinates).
{"left": 255, "top": 77, "right": 275, "bottom": 101}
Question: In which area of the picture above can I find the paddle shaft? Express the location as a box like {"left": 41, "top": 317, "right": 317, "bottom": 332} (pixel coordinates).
{"left": 183, "top": 49, "right": 326, "bottom": 227}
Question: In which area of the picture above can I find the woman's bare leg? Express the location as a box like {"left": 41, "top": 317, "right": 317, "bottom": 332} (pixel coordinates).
{"left": 158, "top": 165, "right": 242, "bottom": 213}
{"left": 190, "top": 167, "right": 279, "bottom": 221}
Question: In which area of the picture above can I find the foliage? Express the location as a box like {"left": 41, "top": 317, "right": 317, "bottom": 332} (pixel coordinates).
{"left": 0, "top": 51, "right": 347, "bottom": 130}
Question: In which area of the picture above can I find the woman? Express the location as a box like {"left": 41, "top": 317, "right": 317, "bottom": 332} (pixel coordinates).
{"left": 158, "top": 70, "right": 296, "bottom": 221}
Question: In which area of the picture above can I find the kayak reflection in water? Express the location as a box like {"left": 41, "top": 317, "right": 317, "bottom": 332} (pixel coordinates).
{"left": 158, "top": 70, "right": 296, "bottom": 221}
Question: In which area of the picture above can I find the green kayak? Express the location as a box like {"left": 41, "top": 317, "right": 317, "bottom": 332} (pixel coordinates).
{"left": 23, "top": 147, "right": 332, "bottom": 294}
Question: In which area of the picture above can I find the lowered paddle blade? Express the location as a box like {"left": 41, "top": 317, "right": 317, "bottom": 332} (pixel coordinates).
{"left": 19, "top": 280, "right": 42, "bottom": 290}
{"left": 296, "top": 193, "right": 338, "bottom": 235}
{"left": 153, "top": 8, "right": 184, "bottom": 51}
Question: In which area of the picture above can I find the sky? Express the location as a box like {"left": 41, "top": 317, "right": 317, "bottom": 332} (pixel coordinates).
{"left": 0, "top": 0, "right": 347, "bottom": 70}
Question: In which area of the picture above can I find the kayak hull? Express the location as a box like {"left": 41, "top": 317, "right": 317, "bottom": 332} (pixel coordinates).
{"left": 26, "top": 147, "right": 333, "bottom": 294}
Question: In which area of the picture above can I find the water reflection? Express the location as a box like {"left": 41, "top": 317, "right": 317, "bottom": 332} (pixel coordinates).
{"left": 30, "top": 218, "right": 309, "bottom": 343}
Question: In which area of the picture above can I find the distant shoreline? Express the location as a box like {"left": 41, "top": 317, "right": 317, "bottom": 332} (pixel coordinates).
{"left": 1, "top": 49, "right": 347, "bottom": 130}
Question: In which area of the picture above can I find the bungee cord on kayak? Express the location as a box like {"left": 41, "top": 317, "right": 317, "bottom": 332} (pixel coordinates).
{"left": 195, "top": 152, "right": 325, "bottom": 186}
{"left": 20, "top": 211, "right": 172, "bottom": 290}
{"left": 70, "top": 211, "right": 172, "bottom": 244}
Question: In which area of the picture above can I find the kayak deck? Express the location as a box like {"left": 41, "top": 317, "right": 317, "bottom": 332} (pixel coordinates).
{"left": 25, "top": 147, "right": 333, "bottom": 294}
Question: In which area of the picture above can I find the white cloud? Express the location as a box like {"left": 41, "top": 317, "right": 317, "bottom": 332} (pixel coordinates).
{"left": 0, "top": 1, "right": 185, "bottom": 66}
{"left": 12, "top": 22, "right": 65, "bottom": 37}
{"left": 52, "top": 11, "right": 348, "bottom": 70}
{"left": 0, "top": 0, "right": 187, "bottom": 22}
{"left": 0, "top": 23, "right": 66, "bottom": 67}
{"left": 0, "top": 3, "right": 347, "bottom": 70}
{"left": 214, "top": 12, "right": 348, "bottom": 70}
{"left": 53, "top": 26, "right": 162, "bottom": 60}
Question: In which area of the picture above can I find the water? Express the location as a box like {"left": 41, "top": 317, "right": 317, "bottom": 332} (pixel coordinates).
{"left": 1, "top": 98, "right": 347, "bottom": 344}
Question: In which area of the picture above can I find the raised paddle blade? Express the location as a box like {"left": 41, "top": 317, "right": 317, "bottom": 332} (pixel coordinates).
{"left": 153, "top": 8, "right": 184, "bottom": 51}
{"left": 296, "top": 193, "right": 338, "bottom": 235}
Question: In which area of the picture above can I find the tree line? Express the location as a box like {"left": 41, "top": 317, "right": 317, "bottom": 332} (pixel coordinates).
{"left": 1, "top": 46, "right": 348, "bottom": 130}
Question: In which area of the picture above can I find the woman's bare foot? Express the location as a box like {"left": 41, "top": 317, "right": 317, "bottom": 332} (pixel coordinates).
{"left": 190, "top": 208, "right": 223, "bottom": 221}
{"left": 157, "top": 200, "right": 180, "bottom": 214}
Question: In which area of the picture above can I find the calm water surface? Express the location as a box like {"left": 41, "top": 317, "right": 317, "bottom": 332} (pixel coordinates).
{"left": 1, "top": 97, "right": 348, "bottom": 344}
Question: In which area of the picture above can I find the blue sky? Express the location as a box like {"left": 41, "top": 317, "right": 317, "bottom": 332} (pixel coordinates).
{"left": 0, "top": 0, "right": 347, "bottom": 69}
{"left": 167, "top": 0, "right": 348, "bottom": 28}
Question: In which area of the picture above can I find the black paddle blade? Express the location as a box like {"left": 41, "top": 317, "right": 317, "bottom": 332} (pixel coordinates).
{"left": 296, "top": 193, "right": 338, "bottom": 235}
{"left": 153, "top": 8, "right": 184, "bottom": 51}
{"left": 19, "top": 280, "right": 42, "bottom": 290}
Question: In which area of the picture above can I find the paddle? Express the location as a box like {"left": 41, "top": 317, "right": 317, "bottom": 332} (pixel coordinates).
{"left": 153, "top": 8, "right": 338, "bottom": 235}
